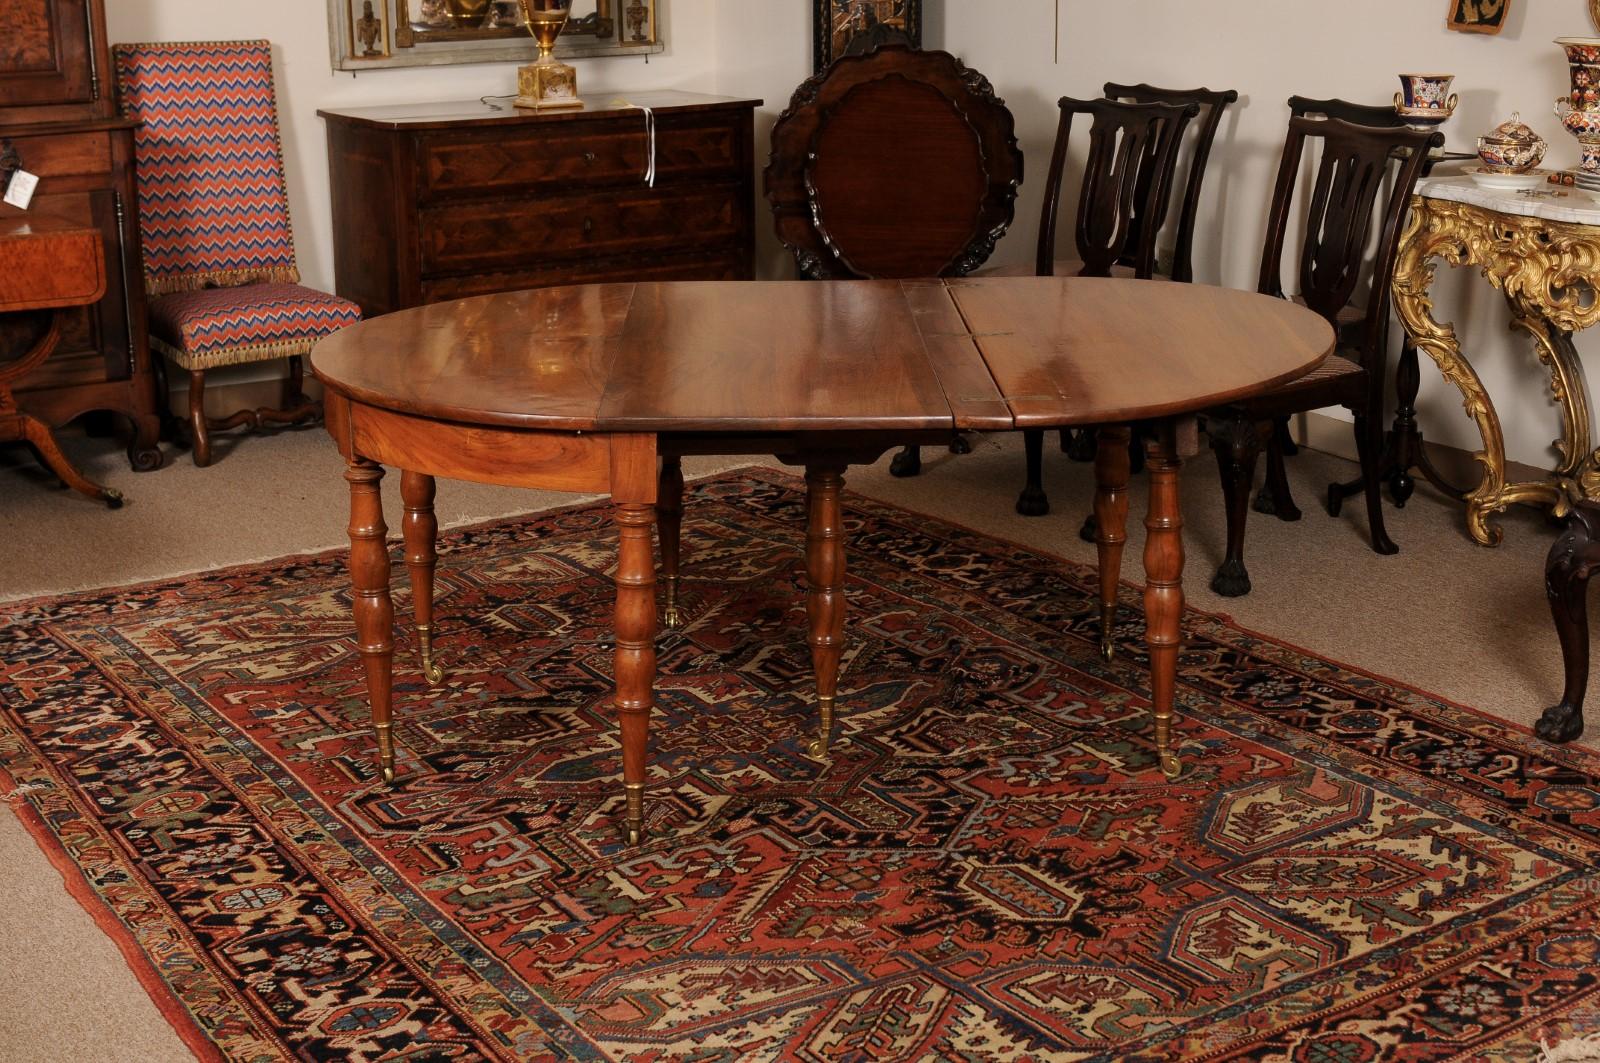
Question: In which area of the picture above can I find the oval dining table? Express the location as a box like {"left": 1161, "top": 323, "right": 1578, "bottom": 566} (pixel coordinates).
{"left": 312, "top": 276, "right": 1333, "bottom": 845}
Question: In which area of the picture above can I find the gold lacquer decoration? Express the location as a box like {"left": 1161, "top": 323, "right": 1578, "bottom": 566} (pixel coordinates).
{"left": 515, "top": 0, "right": 583, "bottom": 110}
{"left": 1392, "top": 194, "right": 1600, "bottom": 545}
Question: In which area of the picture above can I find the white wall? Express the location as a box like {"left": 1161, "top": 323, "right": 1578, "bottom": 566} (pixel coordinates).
{"left": 108, "top": 0, "right": 1594, "bottom": 470}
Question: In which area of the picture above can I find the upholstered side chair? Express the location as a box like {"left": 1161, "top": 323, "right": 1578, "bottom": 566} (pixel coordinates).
{"left": 112, "top": 40, "right": 360, "bottom": 466}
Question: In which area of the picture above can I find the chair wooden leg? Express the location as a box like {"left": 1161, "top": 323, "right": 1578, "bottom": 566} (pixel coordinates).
{"left": 889, "top": 445, "right": 921, "bottom": 477}
{"left": 805, "top": 463, "right": 848, "bottom": 759}
{"left": 401, "top": 470, "right": 444, "bottom": 686}
{"left": 1016, "top": 428, "right": 1050, "bottom": 516}
{"left": 1253, "top": 419, "right": 1302, "bottom": 521}
{"left": 286, "top": 353, "right": 307, "bottom": 407}
{"left": 1541, "top": 505, "right": 1600, "bottom": 743}
{"left": 1355, "top": 402, "right": 1398, "bottom": 556}
{"left": 657, "top": 455, "right": 684, "bottom": 629}
{"left": 188, "top": 369, "right": 212, "bottom": 467}
{"left": 1094, "top": 425, "right": 1132, "bottom": 661}
{"left": 1210, "top": 415, "right": 1267, "bottom": 598}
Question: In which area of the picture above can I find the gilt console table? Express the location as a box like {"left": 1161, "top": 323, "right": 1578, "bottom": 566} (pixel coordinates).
{"left": 1393, "top": 174, "right": 1600, "bottom": 546}
{"left": 311, "top": 277, "right": 1333, "bottom": 844}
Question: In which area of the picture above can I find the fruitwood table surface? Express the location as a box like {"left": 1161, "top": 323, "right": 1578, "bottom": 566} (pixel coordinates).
{"left": 312, "top": 277, "right": 1333, "bottom": 844}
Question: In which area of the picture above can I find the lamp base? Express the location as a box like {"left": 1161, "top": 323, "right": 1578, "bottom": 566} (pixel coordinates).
{"left": 515, "top": 60, "right": 583, "bottom": 110}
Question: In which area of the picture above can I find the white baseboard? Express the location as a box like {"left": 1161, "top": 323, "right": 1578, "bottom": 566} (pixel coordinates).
{"left": 1293, "top": 410, "right": 1545, "bottom": 489}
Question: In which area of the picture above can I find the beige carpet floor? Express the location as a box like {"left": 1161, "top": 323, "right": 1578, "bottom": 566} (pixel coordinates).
{"left": 0, "top": 425, "right": 1583, "bottom": 1061}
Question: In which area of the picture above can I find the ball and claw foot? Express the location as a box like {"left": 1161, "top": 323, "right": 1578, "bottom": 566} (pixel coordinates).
{"left": 104, "top": 488, "right": 124, "bottom": 510}
{"left": 1211, "top": 560, "right": 1252, "bottom": 598}
{"left": 1535, "top": 702, "right": 1585, "bottom": 744}
{"left": 1015, "top": 487, "right": 1049, "bottom": 517}
{"left": 889, "top": 447, "right": 921, "bottom": 478}
{"left": 948, "top": 434, "right": 972, "bottom": 455}
{"left": 806, "top": 696, "right": 836, "bottom": 759}
{"left": 417, "top": 625, "right": 445, "bottom": 686}
{"left": 1254, "top": 489, "right": 1300, "bottom": 522}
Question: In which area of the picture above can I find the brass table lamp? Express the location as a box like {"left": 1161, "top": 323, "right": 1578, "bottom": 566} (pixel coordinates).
{"left": 515, "top": 0, "right": 582, "bottom": 110}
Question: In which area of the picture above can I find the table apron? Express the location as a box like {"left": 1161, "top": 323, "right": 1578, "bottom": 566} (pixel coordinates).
{"left": 340, "top": 397, "right": 623, "bottom": 496}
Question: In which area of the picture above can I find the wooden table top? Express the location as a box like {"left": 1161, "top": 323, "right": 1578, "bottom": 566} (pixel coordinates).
{"left": 311, "top": 277, "right": 1333, "bottom": 433}
{"left": 0, "top": 210, "right": 105, "bottom": 313}
{"left": 315, "top": 91, "right": 762, "bottom": 131}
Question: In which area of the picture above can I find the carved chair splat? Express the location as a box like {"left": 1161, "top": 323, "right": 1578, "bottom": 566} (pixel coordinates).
{"left": 1206, "top": 114, "right": 1441, "bottom": 597}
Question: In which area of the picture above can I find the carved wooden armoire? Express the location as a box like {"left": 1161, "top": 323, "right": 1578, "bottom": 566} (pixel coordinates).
{"left": 1, "top": 0, "right": 162, "bottom": 470}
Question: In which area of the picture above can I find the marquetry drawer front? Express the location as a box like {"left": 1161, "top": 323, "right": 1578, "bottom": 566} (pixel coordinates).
{"left": 419, "top": 184, "right": 743, "bottom": 275}
{"left": 419, "top": 249, "right": 748, "bottom": 304}
{"left": 3, "top": 130, "right": 111, "bottom": 178}
{"left": 417, "top": 116, "right": 743, "bottom": 200}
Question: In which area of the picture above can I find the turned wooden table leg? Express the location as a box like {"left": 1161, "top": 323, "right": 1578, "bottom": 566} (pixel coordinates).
{"left": 401, "top": 470, "right": 444, "bottom": 685}
{"left": 1541, "top": 504, "right": 1600, "bottom": 743}
{"left": 346, "top": 458, "right": 396, "bottom": 783}
{"left": 1144, "top": 432, "right": 1185, "bottom": 781}
{"left": 657, "top": 455, "right": 684, "bottom": 630}
{"left": 614, "top": 500, "right": 658, "bottom": 845}
{"left": 805, "top": 463, "right": 847, "bottom": 758}
{"left": 1094, "top": 425, "right": 1132, "bottom": 661}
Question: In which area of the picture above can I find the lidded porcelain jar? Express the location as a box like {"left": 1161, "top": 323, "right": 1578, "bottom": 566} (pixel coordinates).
{"left": 1477, "top": 113, "right": 1547, "bottom": 173}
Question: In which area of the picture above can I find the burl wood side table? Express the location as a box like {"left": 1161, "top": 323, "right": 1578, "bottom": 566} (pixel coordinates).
{"left": 1393, "top": 175, "right": 1600, "bottom": 546}
{"left": 313, "top": 277, "right": 1333, "bottom": 845}
{"left": 0, "top": 210, "right": 122, "bottom": 507}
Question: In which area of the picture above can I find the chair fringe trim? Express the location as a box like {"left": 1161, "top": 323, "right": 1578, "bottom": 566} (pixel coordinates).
{"left": 151, "top": 335, "right": 317, "bottom": 371}
{"left": 145, "top": 266, "right": 302, "bottom": 298}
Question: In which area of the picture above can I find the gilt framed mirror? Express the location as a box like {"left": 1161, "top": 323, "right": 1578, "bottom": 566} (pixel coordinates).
{"left": 328, "top": 0, "right": 660, "bottom": 71}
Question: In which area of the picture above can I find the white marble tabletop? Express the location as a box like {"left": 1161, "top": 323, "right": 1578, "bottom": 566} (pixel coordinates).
{"left": 1417, "top": 174, "right": 1600, "bottom": 226}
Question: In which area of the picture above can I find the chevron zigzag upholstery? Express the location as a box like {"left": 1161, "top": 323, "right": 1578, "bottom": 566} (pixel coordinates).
{"left": 111, "top": 40, "right": 357, "bottom": 463}
{"left": 146, "top": 283, "right": 363, "bottom": 371}
{"left": 113, "top": 40, "right": 302, "bottom": 297}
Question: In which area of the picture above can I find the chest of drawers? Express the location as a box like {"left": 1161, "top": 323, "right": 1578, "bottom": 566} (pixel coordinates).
{"left": 319, "top": 92, "right": 760, "bottom": 316}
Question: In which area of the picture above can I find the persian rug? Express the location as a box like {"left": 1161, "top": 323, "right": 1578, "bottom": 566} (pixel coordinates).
{"left": 3, "top": 469, "right": 1599, "bottom": 1062}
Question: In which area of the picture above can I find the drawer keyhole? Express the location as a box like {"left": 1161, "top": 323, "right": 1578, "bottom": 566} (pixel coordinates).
{"left": 583, "top": 152, "right": 597, "bottom": 164}
{"left": 582, "top": 216, "right": 595, "bottom": 235}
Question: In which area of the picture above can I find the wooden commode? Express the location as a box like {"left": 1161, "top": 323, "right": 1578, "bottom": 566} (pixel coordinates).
{"left": 318, "top": 92, "right": 761, "bottom": 316}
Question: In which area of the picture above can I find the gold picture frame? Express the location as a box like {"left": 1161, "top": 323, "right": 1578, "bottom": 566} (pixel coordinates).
{"left": 1446, "top": 0, "right": 1510, "bottom": 35}
{"left": 328, "top": 0, "right": 658, "bottom": 71}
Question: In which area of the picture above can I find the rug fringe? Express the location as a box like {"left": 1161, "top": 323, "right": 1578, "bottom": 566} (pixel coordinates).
{"left": 1542, "top": 1034, "right": 1600, "bottom": 1062}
